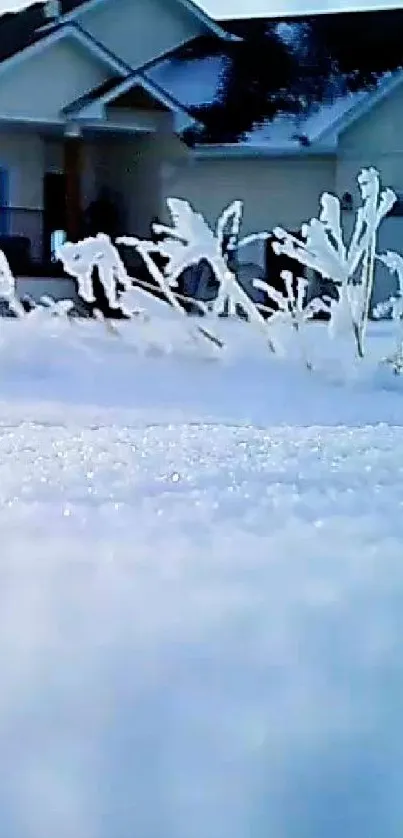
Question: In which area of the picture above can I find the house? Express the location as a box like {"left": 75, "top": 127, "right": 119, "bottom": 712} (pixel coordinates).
{"left": 162, "top": 8, "right": 403, "bottom": 304}
{"left": 0, "top": 0, "right": 403, "bottom": 305}
{"left": 0, "top": 0, "right": 236, "bottom": 298}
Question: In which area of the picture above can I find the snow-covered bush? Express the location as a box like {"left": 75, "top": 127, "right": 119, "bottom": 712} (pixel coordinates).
{"left": 272, "top": 168, "right": 396, "bottom": 358}
{"left": 118, "top": 198, "right": 277, "bottom": 353}
{"left": 56, "top": 233, "right": 133, "bottom": 313}
{"left": 55, "top": 226, "right": 222, "bottom": 350}
{"left": 28, "top": 296, "right": 75, "bottom": 320}
{"left": 373, "top": 251, "right": 403, "bottom": 373}
{"left": 0, "top": 250, "right": 25, "bottom": 317}
{"left": 1, "top": 165, "right": 403, "bottom": 375}
{"left": 117, "top": 198, "right": 275, "bottom": 352}
{"left": 255, "top": 271, "right": 331, "bottom": 369}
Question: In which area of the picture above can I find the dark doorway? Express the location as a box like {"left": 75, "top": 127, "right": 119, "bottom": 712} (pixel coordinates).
{"left": 43, "top": 172, "right": 66, "bottom": 263}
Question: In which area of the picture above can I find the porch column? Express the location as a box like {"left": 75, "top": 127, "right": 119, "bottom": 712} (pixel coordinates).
{"left": 64, "top": 123, "right": 82, "bottom": 241}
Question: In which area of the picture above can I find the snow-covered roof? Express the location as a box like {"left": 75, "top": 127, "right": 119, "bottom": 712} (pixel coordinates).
{"left": 144, "top": 7, "right": 403, "bottom": 152}
{"left": 148, "top": 55, "right": 227, "bottom": 110}
{"left": 145, "top": 48, "right": 391, "bottom": 153}
{"left": 224, "top": 91, "right": 370, "bottom": 150}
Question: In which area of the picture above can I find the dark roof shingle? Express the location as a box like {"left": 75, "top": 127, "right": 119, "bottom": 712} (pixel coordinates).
{"left": 164, "top": 8, "right": 403, "bottom": 144}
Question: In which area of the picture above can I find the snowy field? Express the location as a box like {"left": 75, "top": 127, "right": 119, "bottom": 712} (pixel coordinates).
{"left": 1, "top": 312, "right": 403, "bottom": 838}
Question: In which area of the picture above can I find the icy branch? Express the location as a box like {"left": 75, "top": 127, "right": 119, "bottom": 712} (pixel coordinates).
{"left": 254, "top": 271, "right": 331, "bottom": 369}
{"left": 377, "top": 251, "right": 403, "bottom": 297}
{"left": 56, "top": 234, "right": 132, "bottom": 311}
{"left": 272, "top": 168, "right": 396, "bottom": 357}
{"left": 374, "top": 250, "right": 403, "bottom": 372}
{"left": 131, "top": 198, "right": 278, "bottom": 353}
{"left": 0, "top": 250, "right": 24, "bottom": 316}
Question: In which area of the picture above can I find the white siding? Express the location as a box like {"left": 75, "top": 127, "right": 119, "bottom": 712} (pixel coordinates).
{"left": 169, "top": 155, "right": 336, "bottom": 235}
{"left": 337, "top": 81, "right": 403, "bottom": 190}
{"left": 79, "top": 0, "right": 205, "bottom": 70}
{"left": 0, "top": 39, "right": 111, "bottom": 121}
{"left": 337, "top": 80, "right": 403, "bottom": 206}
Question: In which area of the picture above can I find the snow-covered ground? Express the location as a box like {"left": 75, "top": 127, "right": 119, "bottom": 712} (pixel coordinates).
{"left": 1, "top": 312, "right": 403, "bottom": 838}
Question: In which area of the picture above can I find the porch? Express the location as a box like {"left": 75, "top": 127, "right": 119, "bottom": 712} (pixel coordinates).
{"left": 0, "top": 137, "right": 184, "bottom": 278}
{"left": 0, "top": 75, "right": 193, "bottom": 277}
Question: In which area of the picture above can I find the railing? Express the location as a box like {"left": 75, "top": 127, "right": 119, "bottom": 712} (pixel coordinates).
{"left": 0, "top": 207, "right": 65, "bottom": 276}
{"left": 0, "top": 206, "right": 45, "bottom": 257}
{"left": 0, "top": 209, "right": 305, "bottom": 306}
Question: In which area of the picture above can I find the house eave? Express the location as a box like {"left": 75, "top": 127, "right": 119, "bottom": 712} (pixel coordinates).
{"left": 65, "top": 71, "right": 199, "bottom": 132}
{"left": 0, "top": 21, "right": 129, "bottom": 83}
{"left": 75, "top": 119, "right": 156, "bottom": 134}
{"left": 193, "top": 142, "right": 336, "bottom": 159}
{"left": 57, "top": 0, "right": 239, "bottom": 42}
{"left": 0, "top": 115, "right": 65, "bottom": 126}
{"left": 315, "top": 70, "right": 403, "bottom": 143}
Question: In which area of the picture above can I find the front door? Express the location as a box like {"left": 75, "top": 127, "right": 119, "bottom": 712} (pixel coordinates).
{"left": 43, "top": 172, "right": 66, "bottom": 262}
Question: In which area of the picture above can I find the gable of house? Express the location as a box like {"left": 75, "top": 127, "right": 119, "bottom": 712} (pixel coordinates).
{"left": 339, "top": 78, "right": 403, "bottom": 159}
{"left": 0, "top": 0, "right": 233, "bottom": 131}
{"left": 74, "top": 0, "right": 225, "bottom": 69}
{"left": 0, "top": 35, "right": 115, "bottom": 122}
{"left": 0, "top": 0, "right": 232, "bottom": 74}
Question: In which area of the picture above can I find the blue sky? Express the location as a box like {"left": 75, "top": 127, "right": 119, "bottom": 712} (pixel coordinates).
{"left": 0, "top": 0, "right": 401, "bottom": 16}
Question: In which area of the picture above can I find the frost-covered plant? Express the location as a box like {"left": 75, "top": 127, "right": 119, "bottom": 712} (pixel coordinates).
{"left": 0, "top": 250, "right": 25, "bottom": 317}
{"left": 272, "top": 168, "right": 396, "bottom": 358}
{"left": 38, "top": 297, "right": 75, "bottom": 318}
{"left": 117, "top": 229, "right": 224, "bottom": 350}
{"left": 117, "top": 229, "right": 184, "bottom": 316}
{"left": 376, "top": 250, "right": 403, "bottom": 304}
{"left": 1, "top": 172, "right": 401, "bottom": 373}
{"left": 119, "top": 197, "right": 241, "bottom": 317}
{"left": 150, "top": 197, "right": 244, "bottom": 295}
{"left": 119, "top": 198, "right": 276, "bottom": 353}
{"left": 56, "top": 233, "right": 133, "bottom": 312}
{"left": 356, "top": 169, "right": 396, "bottom": 352}
{"left": 0, "top": 254, "right": 74, "bottom": 322}
{"left": 373, "top": 251, "right": 403, "bottom": 373}
{"left": 14, "top": 296, "right": 75, "bottom": 330}
{"left": 255, "top": 271, "right": 331, "bottom": 370}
